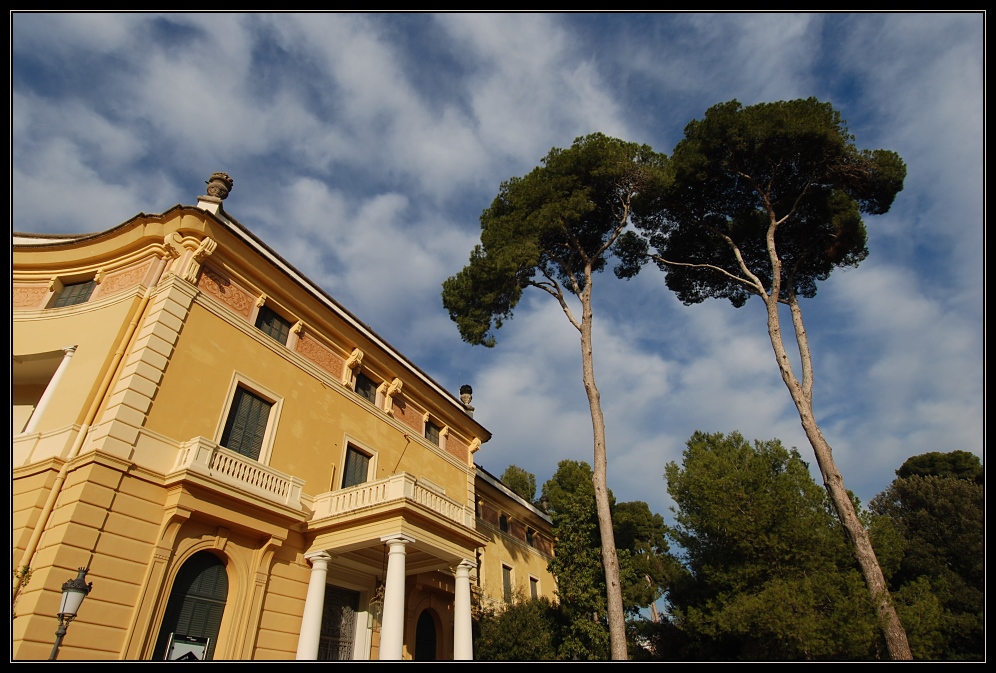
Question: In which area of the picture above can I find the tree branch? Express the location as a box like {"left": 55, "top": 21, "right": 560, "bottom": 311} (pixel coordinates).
{"left": 697, "top": 222, "right": 770, "bottom": 299}
{"left": 786, "top": 291, "right": 814, "bottom": 404}
{"left": 649, "top": 254, "right": 761, "bottom": 297}
{"left": 774, "top": 180, "right": 814, "bottom": 228}
{"left": 528, "top": 269, "right": 581, "bottom": 331}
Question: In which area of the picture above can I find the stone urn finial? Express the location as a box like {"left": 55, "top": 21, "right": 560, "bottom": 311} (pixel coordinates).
{"left": 459, "top": 385, "right": 474, "bottom": 412}
{"left": 205, "top": 172, "right": 233, "bottom": 200}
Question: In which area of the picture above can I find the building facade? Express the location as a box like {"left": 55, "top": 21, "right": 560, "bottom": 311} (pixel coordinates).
{"left": 12, "top": 176, "right": 555, "bottom": 660}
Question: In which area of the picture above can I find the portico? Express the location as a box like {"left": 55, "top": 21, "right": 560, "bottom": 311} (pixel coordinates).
{"left": 295, "top": 475, "right": 486, "bottom": 660}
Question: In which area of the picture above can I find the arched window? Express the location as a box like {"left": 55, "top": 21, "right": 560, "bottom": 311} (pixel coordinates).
{"left": 153, "top": 551, "right": 229, "bottom": 660}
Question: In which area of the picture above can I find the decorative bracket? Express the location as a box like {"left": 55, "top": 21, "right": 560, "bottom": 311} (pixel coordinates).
{"left": 183, "top": 236, "right": 218, "bottom": 283}
{"left": 384, "top": 378, "right": 403, "bottom": 413}
{"left": 342, "top": 348, "right": 363, "bottom": 386}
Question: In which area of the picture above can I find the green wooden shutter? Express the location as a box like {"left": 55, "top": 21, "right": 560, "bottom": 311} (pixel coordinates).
{"left": 255, "top": 306, "right": 291, "bottom": 345}
{"left": 341, "top": 447, "right": 370, "bottom": 488}
{"left": 221, "top": 388, "right": 272, "bottom": 461}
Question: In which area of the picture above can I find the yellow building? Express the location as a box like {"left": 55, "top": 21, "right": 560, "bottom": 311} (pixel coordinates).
{"left": 12, "top": 173, "right": 554, "bottom": 661}
{"left": 473, "top": 467, "right": 555, "bottom": 611}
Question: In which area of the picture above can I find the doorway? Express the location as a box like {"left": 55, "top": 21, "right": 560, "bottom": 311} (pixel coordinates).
{"left": 318, "top": 585, "right": 361, "bottom": 660}
{"left": 153, "top": 551, "right": 228, "bottom": 660}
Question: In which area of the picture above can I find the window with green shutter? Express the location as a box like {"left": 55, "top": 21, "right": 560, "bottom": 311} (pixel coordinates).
{"left": 354, "top": 373, "right": 378, "bottom": 405}
{"left": 52, "top": 280, "right": 96, "bottom": 308}
{"left": 425, "top": 421, "right": 441, "bottom": 446}
{"left": 502, "top": 565, "right": 513, "bottom": 603}
{"left": 220, "top": 387, "right": 272, "bottom": 461}
{"left": 255, "top": 305, "right": 291, "bottom": 345}
{"left": 341, "top": 446, "right": 371, "bottom": 488}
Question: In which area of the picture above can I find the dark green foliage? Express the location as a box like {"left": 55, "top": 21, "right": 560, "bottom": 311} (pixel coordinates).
{"left": 612, "top": 501, "right": 675, "bottom": 611}
{"left": 540, "top": 461, "right": 674, "bottom": 660}
{"left": 442, "top": 133, "right": 669, "bottom": 347}
{"left": 664, "top": 431, "right": 880, "bottom": 660}
{"left": 620, "top": 98, "right": 905, "bottom": 307}
{"left": 543, "top": 461, "right": 611, "bottom": 660}
{"left": 895, "top": 450, "right": 983, "bottom": 484}
{"left": 541, "top": 459, "right": 598, "bottom": 514}
{"left": 474, "top": 597, "right": 562, "bottom": 661}
{"left": 870, "top": 453, "right": 984, "bottom": 660}
{"left": 500, "top": 464, "right": 538, "bottom": 502}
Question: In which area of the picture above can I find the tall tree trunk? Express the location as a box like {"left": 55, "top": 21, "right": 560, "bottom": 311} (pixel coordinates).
{"left": 764, "top": 293, "right": 913, "bottom": 660}
{"left": 580, "top": 269, "right": 628, "bottom": 660}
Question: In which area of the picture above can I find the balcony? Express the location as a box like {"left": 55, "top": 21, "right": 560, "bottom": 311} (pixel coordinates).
{"left": 167, "top": 436, "right": 305, "bottom": 509}
{"left": 311, "top": 473, "right": 474, "bottom": 529}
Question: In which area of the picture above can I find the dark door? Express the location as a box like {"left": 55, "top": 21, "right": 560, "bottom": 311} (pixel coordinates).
{"left": 154, "top": 551, "right": 229, "bottom": 660}
{"left": 318, "top": 585, "right": 361, "bottom": 660}
{"left": 414, "top": 609, "right": 438, "bottom": 661}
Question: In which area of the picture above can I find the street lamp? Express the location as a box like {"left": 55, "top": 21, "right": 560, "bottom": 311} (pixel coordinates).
{"left": 48, "top": 567, "right": 93, "bottom": 660}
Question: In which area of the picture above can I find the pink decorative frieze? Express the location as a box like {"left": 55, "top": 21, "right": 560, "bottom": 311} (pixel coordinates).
{"left": 296, "top": 331, "right": 344, "bottom": 379}
{"left": 391, "top": 395, "right": 423, "bottom": 432}
{"left": 13, "top": 285, "right": 50, "bottom": 310}
{"left": 445, "top": 435, "right": 469, "bottom": 462}
{"left": 91, "top": 260, "right": 154, "bottom": 299}
{"left": 479, "top": 502, "right": 500, "bottom": 527}
{"left": 197, "top": 265, "right": 255, "bottom": 318}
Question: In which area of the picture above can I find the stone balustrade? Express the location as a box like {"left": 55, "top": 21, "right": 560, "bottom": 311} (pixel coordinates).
{"left": 170, "top": 436, "right": 304, "bottom": 508}
{"left": 312, "top": 472, "right": 473, "bottom": 527}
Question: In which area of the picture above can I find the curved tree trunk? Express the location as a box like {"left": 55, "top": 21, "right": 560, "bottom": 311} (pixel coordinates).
{"left": 580, "top": 269, "right": 628, "bottom": 660}
{"left": 764, "top": 293, "right": 913, "bottom": 660}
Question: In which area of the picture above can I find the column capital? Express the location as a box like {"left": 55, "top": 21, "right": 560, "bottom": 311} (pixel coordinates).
{"left": 456, "top": 559, "right": 476, "bottom": 572}
{"left": 304, "top": 550, "right": 332, "bottom": 565}
{"left": 380, "top": 534, "right": 416, "bottom": 546}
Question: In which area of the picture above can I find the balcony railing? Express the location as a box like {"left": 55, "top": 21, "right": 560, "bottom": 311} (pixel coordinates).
{"left": 169, "top": 436, "right": 304, "bottom": 508}
{"left": 311, "top": 473, "right": 473, "bottom": 528}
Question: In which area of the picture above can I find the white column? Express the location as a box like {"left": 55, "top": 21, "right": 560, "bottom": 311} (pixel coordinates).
{"left": 23, "top": 346, "right": 76, "bottom": 435}
{"left": 296, "top": 551, "right": 332, "bottom": 660}
{"left": 453, "top": 559, "right": 475, "bottom": 660}
{"left": 379, "top": 535, "right": 415, "bottom": 660}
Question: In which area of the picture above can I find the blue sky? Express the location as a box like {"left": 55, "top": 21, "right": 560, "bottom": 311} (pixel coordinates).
{"left": 12, "top": 13, "right": 983, "bottom": 520}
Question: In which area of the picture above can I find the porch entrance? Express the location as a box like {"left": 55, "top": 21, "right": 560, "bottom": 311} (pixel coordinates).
{"left": 318, "top": 585, "right": 361, "bottom": 660}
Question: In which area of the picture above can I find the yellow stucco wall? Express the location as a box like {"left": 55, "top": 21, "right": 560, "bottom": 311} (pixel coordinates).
{"left": 475, "top": 478, "right": 557, "bottom": 608}
{"left": 144, "top": 295, "right": 473, "bottom": 505}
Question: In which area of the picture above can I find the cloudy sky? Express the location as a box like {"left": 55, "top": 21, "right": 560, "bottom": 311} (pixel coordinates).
{"left": 12, "top": 13, "right": 983, "bottom": 520}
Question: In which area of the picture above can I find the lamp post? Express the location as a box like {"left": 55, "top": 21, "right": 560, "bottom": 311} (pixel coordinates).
{"left": 48, "top": 567, "right": 92, "bottom": 661}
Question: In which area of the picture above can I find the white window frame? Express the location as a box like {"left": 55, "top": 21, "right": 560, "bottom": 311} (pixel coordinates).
{"left": 215, "top": 373, "right": 283, "bottom": 465}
